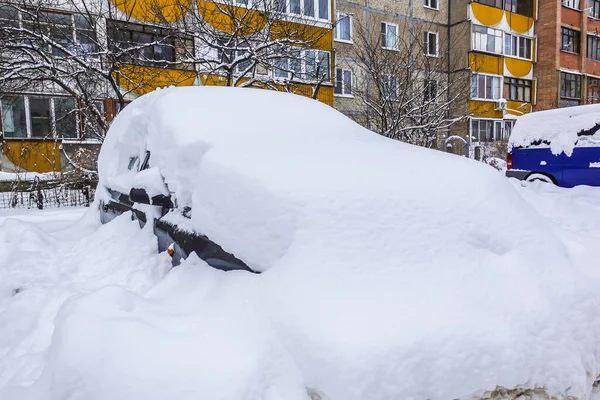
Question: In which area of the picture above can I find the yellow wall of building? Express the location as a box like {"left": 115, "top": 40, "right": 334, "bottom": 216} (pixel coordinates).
{"left": 2, "top": 141, "right": 61, "bottom": 173}
{"left": 116, "top": 64, "right": 197, "bottom": 96}
{"left": 470, "top": 53, "right": 503, "bottom": 75}
{"left": 112, "top": 0, "right": 191, "bottom": 23}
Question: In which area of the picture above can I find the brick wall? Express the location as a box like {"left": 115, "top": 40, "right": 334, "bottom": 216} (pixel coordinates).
{"left": 534, "top": 0, "right": 559, "bottom": 110}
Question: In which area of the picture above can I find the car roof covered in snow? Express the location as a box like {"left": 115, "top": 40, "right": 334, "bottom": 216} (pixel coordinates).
{"left": 508, "top": 103, "right": 600, "bottom": 155}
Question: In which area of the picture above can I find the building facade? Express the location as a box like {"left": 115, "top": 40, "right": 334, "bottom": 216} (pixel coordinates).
{"left": 449, "top": 0, "right": 537, "bottom": 156}
{"left": 536, "top": 0, "right": 600, "bottom": 110}
{"left": 0, "top": 0, "right": 335, "bottom": 173}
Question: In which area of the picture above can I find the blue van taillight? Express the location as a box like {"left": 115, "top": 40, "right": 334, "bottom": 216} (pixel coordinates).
{"left": 507, "top": 153, "right": 513, "bottom": 170}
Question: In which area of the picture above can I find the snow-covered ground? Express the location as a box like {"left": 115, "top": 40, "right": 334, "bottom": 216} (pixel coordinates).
{"left": 0, "top": 180, "right": 599, "bottom": 400}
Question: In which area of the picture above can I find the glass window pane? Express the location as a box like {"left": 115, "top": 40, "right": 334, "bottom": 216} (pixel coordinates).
{"left": 318, "top": 0, "right": 328, "bottom": 19}
{"left": 343, "top": 70, "right": 352, "bottom": 94}
{"left": 304, "top": 0, "right": 314, "bottom": 16}
{"left": 318, "top": 51, "right": 330, "bottom": 80}
{"left": 1, "top": 96, "right": 27, "bottom": 138}
{"left": 290, "top": 0, "right": 300, "bottom": 14}
{"left": 29, "top": 98, "right": 52, "bottom": 138}
{"left": 55, "top": 98, "right": 77, "bottom": 138}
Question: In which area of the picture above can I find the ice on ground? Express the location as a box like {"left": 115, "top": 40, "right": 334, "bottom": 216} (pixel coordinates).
{"left": 508, "top": 103, "right": 600, "bottom": 156}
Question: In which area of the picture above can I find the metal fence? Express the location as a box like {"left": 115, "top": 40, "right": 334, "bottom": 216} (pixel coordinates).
{"left": 0, "top": 185, "right": 94, "bottom": 209}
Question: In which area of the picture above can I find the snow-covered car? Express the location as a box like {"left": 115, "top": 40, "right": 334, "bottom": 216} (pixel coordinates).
{"left": 507, "top": 103, "right": 600, "bottom": 187}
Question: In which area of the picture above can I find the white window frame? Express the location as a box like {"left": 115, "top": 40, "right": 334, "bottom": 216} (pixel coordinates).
{"left": 334, "top": 12, "right": 353, "bottom": 43}
{"left": 470, "top": 118, "right": 506, "bottom": 143}
{"left": 471, "top": 24, "right": 503, "bottom": 55}
{"left": 381, "top": 22, "right": 399, "bottom": 50}
{"left": 561, "top": 0, "right": 580, "bottom": 10}
{"left": 424, "top": 31, "right": 439, "bottom": 56}
{"left": 424, "top": 0, "right": 439, "bottom": 10}
{"left": 273, "top": 0, "right": 331, "bottom": 22}
{"left": 334, "top": 68, "right": 353, "bottom": 97}
{"left": 273, "top": 49, "right": 331, "bottom": 82}
{"left": 0, "top": 94, "right": 82, "bottom": 139}
{"left": 471, "top": 73, "right": 503, "bottom": 101}
{"left": 504, "top": 32, "right": 533, "bottom": 60}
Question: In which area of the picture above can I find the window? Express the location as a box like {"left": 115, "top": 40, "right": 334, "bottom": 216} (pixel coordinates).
{"left": 29, "top": 98, "right": 52, "bottom": 138}
{"left": 334, "top": 68, "right": 353, "bottom": 96}
{"left": 0, "top": 96, "right": 27, "bottom": 138}
{"left": 424, "top": 80, "right": 438, "bottom": 102}
{"left": 504, "top": 78, "right": 532, "bottom": 102}
{"left": 504, "top": 120, "right": 516, "bottom": 138}
{"left": 472, "top": 25, "right": 503, "bottom": 54}
{"left": 473, "top": 0, "right": 534, "bottom": 17}
{"left": 424, "top": 0, "right": 439, "bottom": 9}
{"left": 504, "top": 33, "right": 532, "bottom": 59}
{"left": 471, "top": 119, "right": 505, "bottom": 142}
{"left": 0, "top": 95, "right": 83, "bottom": 139}
{"left": 591, "top": 0, "right": 600, "bottom": 19}
{"left": 54, "top": 98, "right": 78, "bottom": 139}
{"left": 334, "top": 13, "right": 352, "bottom": 42}
{"left": 561, "top": 27, "right": 580, "bottom": 53}
{"left": 424, "top": 31, "right": 439, "bottom": 56}
{"left": 381, "top": 22, "right": 398, "bottom": 50}
{"left": 560, "top": 72, "right": 581, "bottom": 104}
{"left": 74, "top": 15, "right": 99, "bottom": 56}
{"left": 471, "top": 73, "right": 502, "bottom": 100}
{"left": 383, "top": 75, "right": 399, "bottom": 100}
{"left": 588, "top": 35, "right": 600, "bottom": 61}
{"left": 108, "top": 20, "right": 192, "bottom": 65}
{"left": 276, "top": 0, "right": 329, "bottom": 20}
{"left": 562, "top": 0, "right": 580, "bottom": 9}
{"left": 274, "top": 50, "right": 330, "bottom": 81}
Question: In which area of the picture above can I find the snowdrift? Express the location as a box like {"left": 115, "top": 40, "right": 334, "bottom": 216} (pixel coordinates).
{"left": 0, "top": 87, "right": 599, "bottom": 400}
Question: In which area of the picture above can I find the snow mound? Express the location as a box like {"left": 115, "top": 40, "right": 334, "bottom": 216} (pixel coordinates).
{"left": 508, "top": 103, "right": 600, "bottom": 156}
{"left": 90, "top": 87, "right": 600, "bottom": 399}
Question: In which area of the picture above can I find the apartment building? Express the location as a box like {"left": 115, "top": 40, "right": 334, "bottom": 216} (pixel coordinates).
{"left": 536, "top": 0, "right": 600, "bottom": 109}
{"left": 332, "top": 0, "right": 450, "bottom": 147}
{"left": 0, "top": 0, "right": 334, "bottom": 173}
{"left": 449, "top": 0, "right": 537, "bottom": 154}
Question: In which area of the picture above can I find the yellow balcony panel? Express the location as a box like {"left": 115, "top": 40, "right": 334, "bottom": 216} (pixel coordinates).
{"left": 470, "top": 53, "right": 503, "bottom": 75}
{"left": 505, "top": 57, "right": 533, "bottom": 78}
{"left": 112, "top": 0, "right": 191, "bottom": 23}
{"left": 506, "top": 100, "right": 532, "bottom": 115}
{"left": 471, "top": 3, "right": 504, "bottom": 26}
{"left": 2, "top": 140, "right": 61, "bottom": 173}
{"left": 270, "top": 21, "right": 333, "bottom": 51}
{"left": 116, "top": 64, "right": 197, "bottom": 96}
{"left": 506, "top": 11, "right": 534, "bottom": 34}
{"left": 197, "top": 0, "right": 267, "bottom": 35}
{"left": 468, "top": 100, "right": 503, "bottom": 119}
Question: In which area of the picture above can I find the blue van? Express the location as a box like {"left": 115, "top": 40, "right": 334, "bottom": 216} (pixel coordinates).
{"left": 506, "top": 104, "right": 600, "bottom": 187}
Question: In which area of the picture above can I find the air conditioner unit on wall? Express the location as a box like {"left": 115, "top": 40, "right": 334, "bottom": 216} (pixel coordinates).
{"left": 494, "top": 98, "right": 508, "bottom": 111}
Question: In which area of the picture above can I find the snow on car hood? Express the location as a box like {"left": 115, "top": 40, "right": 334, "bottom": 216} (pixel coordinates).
{"left": 95, "top": 87, "right": 600, "bottom": 398}
{"left": 508, "top": 103, "right": 600, "bottom": 156}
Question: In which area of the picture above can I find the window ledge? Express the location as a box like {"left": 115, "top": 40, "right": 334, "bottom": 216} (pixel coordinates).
{"left": 504, "top": 55, "right": 533, "bottom": 62}
{"left": 381, "top": 46, "right": 400, "bottom": 51}
{"left": 561, "top": 49, "right": 581, "bottom": 55}
{"left": 426, "top": 53, "right": 440, "bottom": 58}
{"left": 561, "top": 5, "right": 582, "bottom": 12}
{"left": 334, "top": 38, "right": 353, "bottom": 44}
{"left": 423, "top": 5, "right": 439, "bottom": 11}
{"left": 471, "top": 98, "right": 502, "bottom": 102}
{"left": 334, "top": 94, "right": 355, "bottom": 98}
